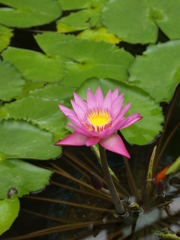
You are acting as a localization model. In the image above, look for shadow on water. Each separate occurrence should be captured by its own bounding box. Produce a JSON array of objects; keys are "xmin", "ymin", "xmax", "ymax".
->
[{"xmin": 1, "ymin": 86, "xmax": 180, "ymax": 240}]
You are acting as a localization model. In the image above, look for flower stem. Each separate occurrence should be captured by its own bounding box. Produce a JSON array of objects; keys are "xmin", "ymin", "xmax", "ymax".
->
[{"xmin": 99, "ymin": 144, "xmax": 125, "ymax": 214}]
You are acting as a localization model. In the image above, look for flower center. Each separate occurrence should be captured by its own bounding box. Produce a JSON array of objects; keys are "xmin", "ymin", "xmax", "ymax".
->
[{"xmin": 86, "ymin": 108, "xmax": 112, "ymax": 132}]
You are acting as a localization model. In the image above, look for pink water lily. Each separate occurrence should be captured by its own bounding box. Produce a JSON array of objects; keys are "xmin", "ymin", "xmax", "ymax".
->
[{"xmin": 55, "ymin": 86, "xmax": 142, "ymax": 158}]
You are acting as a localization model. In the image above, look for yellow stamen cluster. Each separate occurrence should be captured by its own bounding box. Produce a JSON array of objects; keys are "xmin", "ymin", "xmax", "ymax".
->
[{"xmin": 86, "ymin": 109, "xmax": 112, "ymax": 132}]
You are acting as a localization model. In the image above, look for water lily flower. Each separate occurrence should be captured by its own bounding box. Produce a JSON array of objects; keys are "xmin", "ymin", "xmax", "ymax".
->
[{"xmin": 55, "ymin": 86, "xmax": 142, "ymax": 158}]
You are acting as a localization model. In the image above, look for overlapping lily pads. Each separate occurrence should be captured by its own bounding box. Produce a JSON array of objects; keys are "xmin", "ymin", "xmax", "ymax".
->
[
  {"xmin": 0, "ymin": 61, "xmax": 25, "ymax": 101},
  {"xmin": 128, "ymin": 40, "xmax": 180, "ymax": 102},
  {"xmin": 102, "ymin": 0, "xmax": 180, "ymax": 44},
  {"xmin": 0, "ymin": 159, "xmax": 53, "ymax": 199},
  {"xmin": 0, "ymin": 119, "xmax": 62, "ymax": 160},
  {"xmin": 0, "ymin": 198, "xmax": 20, "ymax": 236},
  {"xmin": 0, "ymin": 25, "xmax": 13, "ymax": 52},
  {"xmin": 2, "ymin": 47, "xmax": 65, "ymax": 82},
  {"xmin": 0, "ymin": 0, "xmax": 62, "ymax": 28},
  {"xmin": 35, "ymin": 33, "xmax": 134, "ymax": 87},
  {"xmin": 76, "ymin": 78, "xmax": 164, "ymax": 145}
]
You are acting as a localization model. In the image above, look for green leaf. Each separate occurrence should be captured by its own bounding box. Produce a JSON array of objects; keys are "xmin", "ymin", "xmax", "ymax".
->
[
  {"xmin": 0, "ymin": 119, "xmax": 62, "ymax": 160},
  {"xmin": 50, "ymin": 39, "xmax": 133, "ymax": 87},
  {"xmin": 150, "ymin": 0, "xmax": 180, "ymax": 40},
  {"xmin": 165, "ymin": 156, "xmax": 180, "ymax": 175},
  {"xmin": 0, "ymin": 61, "xmax": 25, "ymax": 101},
  {"xmin": 0, "ymin": 198, "xmax": 20, "ymax": 236},
  {"xmin": 0, "ymin": 96, "xmax": 68, "ymax": 142},
  {"xmin": 56, "ymin": 8, "xmax": 102, "ymax": 33},
  {"xmin": 2, "ymin": 47, "xmax": 65, "ymax": 82},
  {"xmin": 0, "ymin": 25, "xmax": 13, "ymax": 52},
  {"xmin": 29, "ymin": 84, "xmax": 74, "ymax": 101},
  {"xmin": 58, "ymin": 0, "xmax": 106, "ymax": 11},
  {"xmin": 76, "ymin": 78, "xmax": 164, "ymax": 145},
  {"xmin": 128, "ymin": 40, "xmax": 180, "ymax": 102},
  {"xmin": 77, "ymin": 27, "xmax": 121, "ymax": 44},
  {"xmin": 101, "ymin": 0, "xmax": 158, "ymax": 44},
  {"xmin": 0, "ymin": 159, "xmax": 53, "ymax": 199},
  {"xmin": 34, "ymin": 32, "xmax": 75, "ymax": 55},
  {"xmin": 0, "ymin": 0, "xmax": 62, "ymax": 28}
]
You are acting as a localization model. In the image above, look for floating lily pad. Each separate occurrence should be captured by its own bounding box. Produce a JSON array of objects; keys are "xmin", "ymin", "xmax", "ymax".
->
[
  {"xmin": 34, "ymin": 32, "xmax": 75, "ymax": 55},
  {"xmin": 77, "ymin": 27, "xmax": 121, "ymax": 44},
  {"xmin": 102, "ymin": 0, "xmax": 157, "ymax": 44},
  {"xmin": 76, "ymin": 78, "xmax": 164, "ymax": 145},
  {"xmin": 0, "ymin": 119, "xmax": 62, "ymax": 160},
  {"xmin": 0, "ymin": 61, "xmax": 25, "ymax": 101},
  {"xmin": 57, "ymin": 9, "xmax": 101, "ymax": 33},
  {"xmin": 0, "ymin": 0, "xmax": 62, "ymax": 28},
  {"xmin": 50, "ymin": 39, "xmax": 133, "ymax": 87},
  {"xmin": 0, "ymin": 198, "xmax": 20, "ymax": 236},
  {"xmin": 29, "ymin": 84, "xmax": 74, "ymax": 101},
  {"xmin": 0, "ymin": 25, "xmax": 13, "ymax": 52},
  {"xmin": 0, "ymin": 159, "xmax": 53, "ymax": 199},
  {"xmin": 128, "ymin": 40, "xmax": 180, "ymax": 102},
  {"xmin": 58, "ymin": 0, "xmax": 106, "ymax": 11},
  {"xmin": 2, "ymin": 47, "xmax": 65, "ymax": 82},
  {"xmin": 102, "ymin": 0, "xmax": 180, "ymax": 44},
  {"xmin": 0, "ymin": 96, "xmax": 68, "ymax": 142}
]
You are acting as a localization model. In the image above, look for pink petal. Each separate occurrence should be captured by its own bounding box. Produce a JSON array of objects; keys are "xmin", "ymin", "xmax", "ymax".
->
[
  {"xmin": 112, "ymin": 88, "xmax": 119, "ymax": 101},
  {"xmin": 67, "ymin": 123, "xmax": 91, "ymax": 137},
  {"xmin": 71, "ymin": 100, "xmax": 85, "ymax": 120},
  {"xmin": 118, "ymin": 102, "xmax": 132, "ymax": 119},
  {"xmin": 99, "ymin": 133, "xmax": 130, "ymax": 158},
  {"xmin": 55, "ymin": 132, "xmax": 88, "ymax": 146},
  {"xmin": 87, "ymin": 88, "xmax": 96, "ymax": 109},
  {"xmin": 86, "ymin": 137, "xmax": 100, "ymax": 146},
  {"xmin": 73, "ymin": 92, "xmax": 87, "ymax": 112},
  {"xmin": 95, "ymin": 86, "xmax": 104, "ymax": 107},
  {"xmin": 120, "ymin": 114, "xmax": 142, "ymax": 129},
  {"xmin": 58, "ymin": 105, "xmax": 81, "ymax": 126},
  {"xmin": 102, "ymin": 89, "xmax": 112, "ymax": 110},
  {"xmin": 112, "ymin": 93, "xmax": 124, "ymax": 119}
]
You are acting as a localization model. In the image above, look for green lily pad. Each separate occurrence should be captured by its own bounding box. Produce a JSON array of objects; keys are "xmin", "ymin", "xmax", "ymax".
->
[
  {"xmin": 0, "ymin": 198, "xmax": 20, "ymax": 236},
  {"xmin": 57, "ymin": 9, "xmax": 102, "ymax": 33},
  {"xmin": 0, "ymin": 0, "xmax": 62, "ymax": 28},
  {"xmin": 29, "ymin": 84, "xmax": 74, "ymax": 101},
  {"xmin": 165, "ymin": 156, "xmax": 180, "ymax": 176},
  {"xmin": 0, "ymin": 25, "xmax": 13, "ymax": 52},
  {"xmin": 102, "ymin": 0, "xmax": 180, "ymax": 44},
  {"xmin": 50, "ymin": 39, "xmax": 133, "ymax": 87},
  {"xmin": 0, "ymin": 119, "xmax": 62, "ymax": 160},
  {"xmin": 0, "ymin": 96, "xmax": 68, "ymax": 142},
  {"xmin": 128, "ymin": 40, "xmax": 180, "ymax": 103},
  {"xmin": 34, "ymin": 32, "xmax": 75, "ymax": 55},
  {"xmin": 76, "ymin": 78, "xmax": 164, "ymax": 145},
  {"xmin": 58, "ymin": 0, "xmax": 106, "ymax": 11},
  {"xmin": 77, "ymin": 27, "xmax": 121, "ymax": 44},
  {"xmin": 2, "ymin": 47, "xmax": 65, "ymax": 82},
  {"xmin": 0, "ymin": 159, "xmax": 53, "ymax": 199},
  {"xmin": 0, "ymin": 61, "xmax": 25, "ymax": 101},
  {"xmin": 101, "ymin": 0, "xmax": 157, "ymax": 44}
]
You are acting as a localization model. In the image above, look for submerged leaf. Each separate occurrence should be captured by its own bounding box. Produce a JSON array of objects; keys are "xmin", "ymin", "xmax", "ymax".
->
[
  {"xmin": 77, "ymin": 27, "xmax": 121, "ymax": 44},
  {"xmin": 0, "ymin": 159, "xmax": 53, "ymax": 199},
  {"xmin": 165, "ymin": 156, "xmax": 180, "ymax": 175},
  {"xmin": 0, "ymin": 198, "xmax": 20, "ymax": 236}
]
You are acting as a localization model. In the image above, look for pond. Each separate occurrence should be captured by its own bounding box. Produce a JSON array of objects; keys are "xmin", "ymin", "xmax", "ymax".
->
[{"xmin": 1, "ymin": 84, "xmax": 180, "ymax": 240}]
